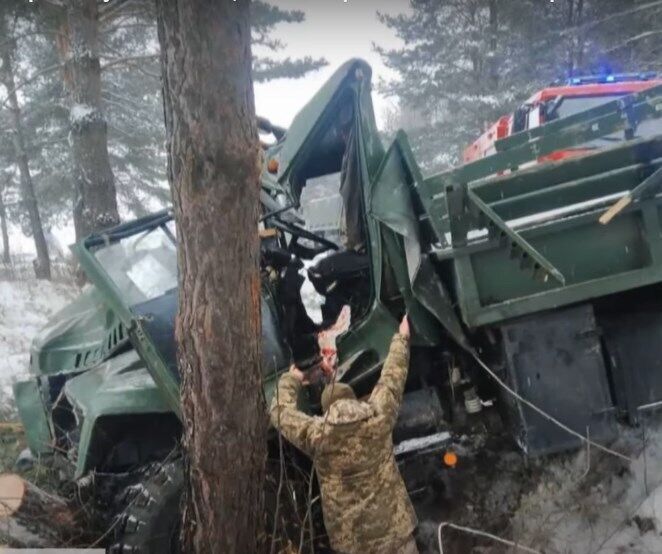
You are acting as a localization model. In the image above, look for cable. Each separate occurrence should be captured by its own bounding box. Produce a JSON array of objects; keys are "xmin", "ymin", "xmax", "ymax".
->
[
  {"xmin": 470, "ymin": 350, "xmax": 632, "ymax": 463},
  {"xmin": 437, "ymin": 521, "xmax": 541, "ymax": 554}
]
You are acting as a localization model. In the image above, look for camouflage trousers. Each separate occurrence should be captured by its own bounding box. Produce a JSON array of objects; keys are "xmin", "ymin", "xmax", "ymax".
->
[
  {"xmin": 393, "ymin": 535, "xmax": 419, "ymax": 554},
  {"xmin": 336, "ymin": 534, "xmax": 419, "ymax": 554}
]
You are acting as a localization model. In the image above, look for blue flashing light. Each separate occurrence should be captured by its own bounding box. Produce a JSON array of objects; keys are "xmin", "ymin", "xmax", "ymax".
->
[
  {"xmin": 564, "ymin": 72, "xmax": 658, "ymax": 86},
  {"xmin": 640, "ymin": 71, "xmax": 658, "ymax": 81}
]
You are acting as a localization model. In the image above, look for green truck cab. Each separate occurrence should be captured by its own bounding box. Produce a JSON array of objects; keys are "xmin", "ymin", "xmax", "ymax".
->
[{"xmin": 12, "ymin": 59, "xmax": 662, "ymax": 551}]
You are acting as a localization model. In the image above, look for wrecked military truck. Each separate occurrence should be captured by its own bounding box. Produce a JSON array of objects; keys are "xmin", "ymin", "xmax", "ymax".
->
[{"xmin": 12, "ymin": 59, "xmax": 662, "ymax": 551}]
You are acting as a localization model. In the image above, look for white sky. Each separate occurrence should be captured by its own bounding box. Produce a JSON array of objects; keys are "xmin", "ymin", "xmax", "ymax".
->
[{"xmin": 253, "ymin": 0, "xmax": 406, "ymax": 128}]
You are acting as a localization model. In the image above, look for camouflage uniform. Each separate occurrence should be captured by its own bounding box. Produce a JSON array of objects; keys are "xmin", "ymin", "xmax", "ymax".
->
[{"xmin": 270, "ymin": 333, "xmax": 417, "ymax": 554}]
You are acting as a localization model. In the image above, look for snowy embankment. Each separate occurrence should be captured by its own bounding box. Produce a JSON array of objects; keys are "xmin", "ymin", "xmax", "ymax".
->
[
  {"xmin": 0, "ymin": 280, "xmax": 77, "ymax": 406},
  {"xmin": 512, "ymin": 422, "xmax": 662, "ymax": 553}
]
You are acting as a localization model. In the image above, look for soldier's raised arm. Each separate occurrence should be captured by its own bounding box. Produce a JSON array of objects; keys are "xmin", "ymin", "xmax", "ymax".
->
[
  {"xmin": 270, "ymin": 366, "xmax": 319, "ymax": 457},
  {"xmin": 368, "ymin": 316, "xmax": 411, "ymax": 428}
]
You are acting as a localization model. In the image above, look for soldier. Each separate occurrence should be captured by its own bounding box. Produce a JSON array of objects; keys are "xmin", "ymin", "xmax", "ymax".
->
[{"xmin": 270, "ymin": 315, "xmax": 418, "ymax": 554}]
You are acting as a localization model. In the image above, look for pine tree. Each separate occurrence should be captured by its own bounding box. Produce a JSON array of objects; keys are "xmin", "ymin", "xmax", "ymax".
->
[
  {"xmin": 0, "ymin": 4, "xmax": 51, "ymax": 278},
  {"xmin": 376, "ymin": 0, "xmax": 519, "ymax": 171},
  {"xmin": 155, "ymin": 0, "xmax": 266, "ymax": 551},
  {"xmin": 252, "ymin": 1, "xmax": 327, "ymax": 82},
  {"xmin": 377, "ymin": 0, "xmax": 662, "ymax": 172},
  {"xmin": 0, "ymin": 0, "xmax": 324, "ymax": 248},
  {"xmin": 96, "ymin": 0, "xmax": 168, "ymax": 216},
  {"xmin": 2, "ymin": 2, "xmax": 74, "ymax": 233},
  {"xmin": 0, "ymin": 175, "xmax": 10, "ymax": 263},
  {"xmin": 62, "ymin": 0, "xmax": 121, "ymax": 242}
]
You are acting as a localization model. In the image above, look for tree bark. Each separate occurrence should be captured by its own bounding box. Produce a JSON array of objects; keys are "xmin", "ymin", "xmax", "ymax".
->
[
  {"xmin": 0, "ymin": 179, "xmax": 10, "ymax": 264},
  {"xmin": 575, "ymin": 0, "xmax": 586, "ymax": 70},
  {"xmin": 65, "ymin": 0, "xmax": 119, "ymax": 241},
  {"xmin": 0, "ymin": 474, "xmax": 77, "ymax": 547},
  {"xmin": 488, "ymin": 0, "xmax": 499, "ymax": 89},
  {"xmin": 155, "ymin": 1, "xmax": 266, "ymax": 553},
  {"xmin": 0, "ymin": 15, "xmax": 51, "ymax": 279},
  {"xmin": 566, "ymin": 0, "xmax": 577, "ymax": 75}
]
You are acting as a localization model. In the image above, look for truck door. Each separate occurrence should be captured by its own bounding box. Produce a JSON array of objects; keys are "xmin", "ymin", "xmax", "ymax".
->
[{"xmin": 370, "ymin": 133, "xmax": 468, "ymax": 349}]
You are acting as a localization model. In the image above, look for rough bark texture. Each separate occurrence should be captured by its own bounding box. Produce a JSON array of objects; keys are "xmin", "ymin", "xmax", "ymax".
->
[
  {"xmin": 65, "ymin": 0, "xmax": 119, "ymax": 241},
  {"xmin": 0, "ymin": 15, "xmax": 51, "ymax": 279},
  {"xmin": 0, "ymin": 474, "xmax": 76, "ymax": 547},
  {"xmin": 155, "ymin": 1, "xmax": 267, "ymax": 552},
  {"xmin": 0, "ymin": 180, "xmax": 10, "ymax": 264}
]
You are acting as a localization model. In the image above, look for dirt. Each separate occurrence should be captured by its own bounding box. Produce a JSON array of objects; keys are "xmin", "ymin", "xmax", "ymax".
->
[
  {"xmin": 4, "ymin": 278, "xmax": 662, "ymax": 552},
  {"xmin": 412, "ymin": 410, "xmax": 662, "ymax": 554},
  {"xmin": 411, "ymin": 416, "xmax": 540, "ymax": 553}
]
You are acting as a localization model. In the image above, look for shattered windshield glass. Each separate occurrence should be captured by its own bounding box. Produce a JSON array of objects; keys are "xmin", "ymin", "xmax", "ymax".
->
[{"xmin": 94, "ymin": 223, "xmax": 178, "ymax": 305}]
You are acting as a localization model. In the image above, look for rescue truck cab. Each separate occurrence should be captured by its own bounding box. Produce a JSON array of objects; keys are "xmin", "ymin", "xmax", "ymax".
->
[{"xmin": 464, "ymin": 72, "xmax": 662, "ymax": 164}]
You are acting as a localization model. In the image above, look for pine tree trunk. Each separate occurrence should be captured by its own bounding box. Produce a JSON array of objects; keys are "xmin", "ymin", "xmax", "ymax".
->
[
  {"xmin": 65, "ymin": 0, "xmax": 119, "ymax": 241},
  {"xmin": 155, "ymin": 0, "xmax": 266, "ymax": 552},
  {"xmin": 566, "ymin": 0, "xmax": 577, "ymax": 75},
  {"xmin": 575, "ymin": 0, "xmax": 586, "ymax": 69},
  {"xmin": 488, "ymin": 0, "xmax": 499, "ymax": 89},
  {"xmin": 0, "ymin": 182, "xmax": 10, "ymax": 264},
  {"xmin": 0, "ymin": 16, "xmax": 51, "ymax": 280}
]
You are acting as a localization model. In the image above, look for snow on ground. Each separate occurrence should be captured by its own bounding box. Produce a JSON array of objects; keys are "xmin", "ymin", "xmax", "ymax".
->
[
  {"xmin": 512, "ymin": 420, "xmax": 662, "ymax": 553},
  {"xmin": 4, "ymin": 261, "xmax": 662, "ymax": 554},
  {"xmin": 0, "ymin": 279, "xmax": 78, "ymax": 405},
  {"xmin": 298, "ymin": 249, "xmax": 662, "ymax": 553}
]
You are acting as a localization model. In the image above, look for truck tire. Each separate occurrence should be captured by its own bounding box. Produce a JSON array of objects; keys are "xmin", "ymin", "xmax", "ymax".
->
[{"xmin": 110, "ymin": 460, "xmax": 184, "ymax": 553}]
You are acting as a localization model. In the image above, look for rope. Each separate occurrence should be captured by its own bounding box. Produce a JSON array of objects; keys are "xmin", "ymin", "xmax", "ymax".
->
[
  {"xmin": 437, "ymin": 521, "xmax": 541, "ymax": 554},
  {"xmin": 470, "ymin": 350, "xmax": 632, "ymax": 462}
]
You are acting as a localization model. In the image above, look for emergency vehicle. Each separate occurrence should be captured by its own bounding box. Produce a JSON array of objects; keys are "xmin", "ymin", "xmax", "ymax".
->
[{"xmin": 464, "ymin": 72, "xmax": 662, "ymax": 164}]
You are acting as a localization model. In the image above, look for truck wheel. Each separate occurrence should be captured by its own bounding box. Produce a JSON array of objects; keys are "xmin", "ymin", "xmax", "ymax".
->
[{"xmin": 110, "ymin": 460, "xmax": 184, "ymax": 553}]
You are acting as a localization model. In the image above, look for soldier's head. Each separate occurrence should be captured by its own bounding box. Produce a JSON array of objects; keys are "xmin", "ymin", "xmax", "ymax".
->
[{"xmin": 321, "ymin": 382, "xmax": 356, "ymax": 413}]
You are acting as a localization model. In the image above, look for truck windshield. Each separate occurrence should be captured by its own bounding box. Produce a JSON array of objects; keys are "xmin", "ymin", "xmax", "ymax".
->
[
  {"xmin": 554, "ymin": 95, "xmax": 620, "ymax": 118},
  {"xmin": 94, "ymin": 223, "xmax": 178, "ymax": 306},
  {"xmin": 552, "ymin": 95, "xmax": 662, "ymax": 145}
]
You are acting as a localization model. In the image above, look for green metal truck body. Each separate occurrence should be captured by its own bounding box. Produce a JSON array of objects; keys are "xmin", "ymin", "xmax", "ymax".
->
[{"xmin": 12, "ymin": 59, "xmax": 662, "ymax": 485}]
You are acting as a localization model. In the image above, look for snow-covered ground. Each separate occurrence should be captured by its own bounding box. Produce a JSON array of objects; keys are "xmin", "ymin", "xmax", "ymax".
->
[
  {"xmin": 0, "ymin": 279, "xmax": 78, "ymax": 404},
  {"xmin": 4, "ymin": 272, "xmax": 662, "ymax": 553},
  {"xmin": 511, "ymin": 423, "xmax": 662, "ymax": 554}
]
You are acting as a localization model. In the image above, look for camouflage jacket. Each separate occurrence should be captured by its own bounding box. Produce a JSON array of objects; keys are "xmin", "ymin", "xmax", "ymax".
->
[{"xmin": 270, "ymin": 334, "xmax": 416, "ymax": 554}]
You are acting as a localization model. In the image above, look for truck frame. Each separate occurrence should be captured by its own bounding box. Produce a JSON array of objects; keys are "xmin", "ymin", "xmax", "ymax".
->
[{"xmin": 11, "ymin": 59, "xmax": 662, "ymax": 551}]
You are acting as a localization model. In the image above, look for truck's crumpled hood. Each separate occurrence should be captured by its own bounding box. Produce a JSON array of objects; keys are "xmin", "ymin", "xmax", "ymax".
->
[
  {"xmin": 64, "ymin": 349, "xmax": 172, "ymax": 478},
  {"xmin": 29, "ymin": 285, "xmax": 125, "ymax": 377},
  {"xmin": 64, "ymin": 349, "xmax": 170, "ymax": 419}
]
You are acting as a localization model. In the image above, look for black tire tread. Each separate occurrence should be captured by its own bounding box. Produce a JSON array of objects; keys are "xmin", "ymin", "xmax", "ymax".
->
[{"xmin": 109, "ymin": 460, "xmax": 184, "ymax": 554}]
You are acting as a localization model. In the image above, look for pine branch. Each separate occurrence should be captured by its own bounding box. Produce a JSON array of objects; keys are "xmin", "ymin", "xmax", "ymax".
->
[
  {"xmin": 0, "ymin": 29, "xmax": 58, "ymax": 49},
  {"xmin": 0, "ymin": 62, "xmax": 65, "ymax": 111},
  {"xmin": 99, "ymin": 0, "xmax": 143, "ymax": 23},
  {"xmin": 603, "ymin": 29, "xmax": 662, "ymax": 54},
  {"xmin": 559, "ymin": 0, "xmax": 662, "ymax": 37},
  {"xmin": 100, "ymin": 54, "xmax": 159, "ymax": 71},
  {"xmin": 253, "ymin": 57, "xmax": 328, "ymax": 83}
]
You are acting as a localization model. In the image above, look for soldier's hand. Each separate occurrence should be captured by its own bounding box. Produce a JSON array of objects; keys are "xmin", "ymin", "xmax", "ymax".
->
[
  {"xmin": 320, "ymin": 357, "xmax": 336, "ymax": 377},
  {"xmin": 399, "ymin": 315, "xmax": 410, "ymax": 339},
  {"xmin": 289, "ymin": 365, "xmax": 309, "ymax": 384}
]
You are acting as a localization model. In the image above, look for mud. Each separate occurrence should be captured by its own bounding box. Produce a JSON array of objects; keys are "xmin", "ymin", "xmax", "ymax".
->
[{"xmin": 412, "ymin": 410, "xmax": 662, "ymax": 554}]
